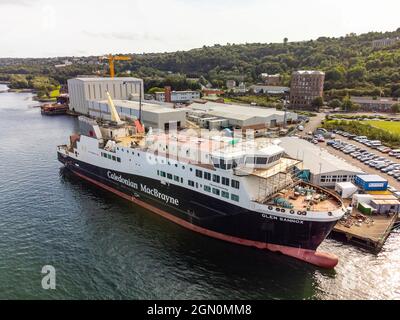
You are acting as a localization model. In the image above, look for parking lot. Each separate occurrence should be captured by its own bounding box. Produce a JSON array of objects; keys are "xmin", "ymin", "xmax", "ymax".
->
[{"xmin": 314, "ymin": 130, "xmax": 400, "ymax": 190}]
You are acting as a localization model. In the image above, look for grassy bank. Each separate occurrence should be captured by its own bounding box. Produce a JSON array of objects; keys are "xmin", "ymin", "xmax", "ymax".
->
[
  {"xmin": 329, "ymin": 114, "xmax": 390, "ymax": 120},
  {"xmin": 362, "ymin": 120, "xmax": 400, "ymax": 135},
  {"xmin": 323, "ymin": 120, "xmax": 400, "ymax": 148}
]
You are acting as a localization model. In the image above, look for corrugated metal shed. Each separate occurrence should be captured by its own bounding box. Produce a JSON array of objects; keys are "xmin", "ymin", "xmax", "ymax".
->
[{"xmin": 280, "ymin": 137, "xmax": 364, "ymax": 174}]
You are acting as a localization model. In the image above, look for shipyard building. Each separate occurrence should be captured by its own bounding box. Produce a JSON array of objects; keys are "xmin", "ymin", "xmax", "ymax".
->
[
  {"xmin": 88, "ymin": 99, "xmax": 186, "ymax": 130},
  {"xmin": 68, "ymin": 77, "xmax": 144, "ymax": 115},
  {"xmin": 187, "ymin": 102, "xmax": 298, "ymax": 130},
  {"xmin": 68, "ymin": 77, "xmax": 187, "ymax": 130},
  {"xmin": 280, "ymin": 137, "xmax": 364, "ymax": 188}
]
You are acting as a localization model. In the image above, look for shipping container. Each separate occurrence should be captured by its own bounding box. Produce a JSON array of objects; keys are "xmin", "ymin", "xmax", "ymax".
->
[
  {"xmin": 358, "ymin": 202, "xmax": 373, "ymax": 215},
  {"xmin": 335, "ymin": 182, "xmax": 358, "ymax": 199},
  {"xmin": 352, "ymin": 194, "xmax": 374, "ymax": 207},
  {"xmin": 354, "ymin": 174, "xmax": 388, "ymax": 191}
]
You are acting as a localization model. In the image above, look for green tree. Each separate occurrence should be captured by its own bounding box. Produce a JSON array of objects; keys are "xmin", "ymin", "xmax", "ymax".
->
[
  {"xmin": 9, "ymin": 75, "xmax": 29, "ymax": 89},
  {"xmin": 148, "ymin": 87, "xmax": 164, "ymax": 94},
  {"xmin": 391, "ymin": 103, "xmax": 400, "ymax": 113},
  {"xmin": 350, "ymin": 103, "xmax": 360, "ymax": 112},
  {"xmin": 347, "ymin": 66, "xmax": 367, "ymax": 82},
  {"xmin": 311, "ymin": 96, "xmax": 324, "ymax": 110},
  {"xmin": 329, "ymin": 99, "xmax": 342, "ymax": 109},
  {"xmin": 342, "ymin": 97, "xmax": 354, "ymax": 112},
  {"xmin": 325, "ymin": 67, "xmax": 345, "ymax": 82}
]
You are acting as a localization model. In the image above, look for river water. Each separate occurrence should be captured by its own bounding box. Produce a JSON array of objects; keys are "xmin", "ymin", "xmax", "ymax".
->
[{"xmin": 0, "ymin": 84, "xmax": 399, "ymax": 300}]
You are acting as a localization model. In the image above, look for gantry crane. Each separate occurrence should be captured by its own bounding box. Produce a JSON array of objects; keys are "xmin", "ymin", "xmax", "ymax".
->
[{"xmin": 100, "ymin": 54, "xmax": 131, "ymax": 78}]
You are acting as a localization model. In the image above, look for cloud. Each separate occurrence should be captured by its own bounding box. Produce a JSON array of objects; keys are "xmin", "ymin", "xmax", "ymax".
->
[
  {"xmin": 0, "ymin": 0, "xmax": 33, "ymax": 6},
  {"xmin": 1, "ymin": 0, "xmax": 400, "ymax": 57},
  {"xmin": 83, "ymin": 31, "xmax": 163, "ymax": 42}
]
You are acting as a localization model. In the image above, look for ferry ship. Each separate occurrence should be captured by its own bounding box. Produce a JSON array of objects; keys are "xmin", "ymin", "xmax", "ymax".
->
[{"xmin": 57, "ymin": 93, "xmax": 345, "ymax": 268}]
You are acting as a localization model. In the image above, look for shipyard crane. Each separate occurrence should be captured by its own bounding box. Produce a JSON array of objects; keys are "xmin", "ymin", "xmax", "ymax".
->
[
  {"xmin": 100, "ymin": 54, "xmax": 131, "ymax": 78},
  {"xmin": 105, "ymin": 91, "xmax": 123, "ymax": 125}
]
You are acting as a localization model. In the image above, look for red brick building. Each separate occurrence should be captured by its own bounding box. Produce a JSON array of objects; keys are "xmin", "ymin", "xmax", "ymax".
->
[{"xmin": 290, "ymin": 71, "xmax": 325, "ymax": 110}]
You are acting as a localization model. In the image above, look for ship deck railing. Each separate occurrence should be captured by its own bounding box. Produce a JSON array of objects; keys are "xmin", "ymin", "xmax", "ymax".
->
[{"xmin": 254, "ymin": 180, "xmax": 343, "ymax": 213}]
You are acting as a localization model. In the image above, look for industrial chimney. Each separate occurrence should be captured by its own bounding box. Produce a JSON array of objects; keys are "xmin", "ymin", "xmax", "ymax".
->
[{"xmin": 164, "ymin": 86, "xmax": 172, "ymax": 103}]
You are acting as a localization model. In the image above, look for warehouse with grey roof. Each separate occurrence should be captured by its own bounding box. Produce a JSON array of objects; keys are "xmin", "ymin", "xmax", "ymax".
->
[
  {"xmin": 279, "ymin": 137, "xmax": 364, "ymax": 188},
  {"xmin": 88, "ymin": 99, "xmax": 186, "ymax": 130},
  {"xmin": 187, "ymin": 102, "xmax": 298, "ymax": 130}
]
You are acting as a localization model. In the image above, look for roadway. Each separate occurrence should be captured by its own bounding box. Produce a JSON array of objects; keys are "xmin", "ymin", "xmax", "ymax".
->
[{"xmin": 302, "ymin": 112, "xmax": 326, "ymax": 134}]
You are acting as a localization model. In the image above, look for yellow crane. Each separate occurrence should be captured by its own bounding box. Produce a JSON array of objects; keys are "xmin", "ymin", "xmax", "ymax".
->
[{"xmin": 100, "ymin": 54, "xmax": 131, "ymax": 78}]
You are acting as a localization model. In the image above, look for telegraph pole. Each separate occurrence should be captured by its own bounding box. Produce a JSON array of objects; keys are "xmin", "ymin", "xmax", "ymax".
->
[{"xmin": 283, "ymin": 94, "xmax": 288, "ymax": 129}]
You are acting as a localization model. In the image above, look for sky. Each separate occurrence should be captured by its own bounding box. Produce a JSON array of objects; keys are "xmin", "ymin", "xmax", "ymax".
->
[{"xmin": 1, "ymin": 0, "xmax": 400, "ymax": 58}]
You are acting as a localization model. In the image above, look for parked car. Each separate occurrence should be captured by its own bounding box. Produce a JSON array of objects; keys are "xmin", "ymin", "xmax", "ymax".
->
[
  {"xmin": 355, "ymin": 136, "xmax": 368, "ymax": 141},
  {"xmin": 377, "ymin": 146, "xmax": 391, "ymax": 153},
  {"xmin": 371, "ymin": 161, "xmax": 386, "ymax": 168},
  {"xmin": 388, "ymin": 149, "xmax": 400, "ymax": 157},
  {"xmin": 376, "ymin": 163, "xmax": 389, "ymax": 169},
  {"xmin": 327, "ymin": 140, "xmax": 336, "ymax": 146},
  {"xmin": 388, "ymin": 170, "xmax": 400, "ymax": 176},
  {"xmin": 382, "ymin": 166, "xmax": 395, "ymax": 173},
  {"xmin": 363, "ymin": 156, "xmax": 377, "ymax": 162}
]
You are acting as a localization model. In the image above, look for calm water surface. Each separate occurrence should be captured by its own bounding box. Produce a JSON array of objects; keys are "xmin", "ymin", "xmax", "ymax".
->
[{"xmin": 0, "ymin": 84, "xmax": 399, "ymax": 300}]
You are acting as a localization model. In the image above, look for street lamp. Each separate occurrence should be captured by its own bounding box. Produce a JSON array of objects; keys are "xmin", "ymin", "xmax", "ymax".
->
[{"xmin": 283, "ymin": 94, "xmax": 289, "ymax": 129}]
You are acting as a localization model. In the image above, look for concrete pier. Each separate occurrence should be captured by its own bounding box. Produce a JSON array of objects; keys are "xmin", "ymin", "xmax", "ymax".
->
[{"xmin": 332, "ymin": 210, "xmax": 397, "ymax": 252}]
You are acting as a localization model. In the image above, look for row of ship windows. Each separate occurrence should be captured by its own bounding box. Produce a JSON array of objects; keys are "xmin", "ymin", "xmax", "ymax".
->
[
  {"xmin": 202, "ymin": 185, "xmax": 240, "ymax": 202},
  {"xmin": 157, "ymin": 170, "xmax": 240, "ymax": 202},
  {"xmin": 104, "ymin": 149, "xmax": 239, "ymax": 190},
  {"xmin": 195, "ymin": 169, "xmax": 240, "ymax": 189},
  {"xmin": 158, "ymin": 170, "xmax": 184, "ymax": 183},
  {"xmin": 116, "ymin": 147, "xmax": 140, "ymax": 157},
  {"xmin": 101, "ymin": 152, "xmax": 121, "ymax": 163}
]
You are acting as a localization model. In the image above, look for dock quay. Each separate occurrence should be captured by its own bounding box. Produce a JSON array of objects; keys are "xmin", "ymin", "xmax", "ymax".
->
[{"xmin": 331, "ymin": 209, "xmax": 398, "ymax": 252}]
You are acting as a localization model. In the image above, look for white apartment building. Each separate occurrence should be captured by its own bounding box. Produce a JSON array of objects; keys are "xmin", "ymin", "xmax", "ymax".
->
[{"xmin": 155, "ymin": 90, "xmax": 200, "ymax": 103}]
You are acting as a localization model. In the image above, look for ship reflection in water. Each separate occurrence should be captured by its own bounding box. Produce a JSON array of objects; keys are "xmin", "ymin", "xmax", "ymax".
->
[{"xmin": 0, "ymin": 88, "xmax": 399, "ymax": 299}]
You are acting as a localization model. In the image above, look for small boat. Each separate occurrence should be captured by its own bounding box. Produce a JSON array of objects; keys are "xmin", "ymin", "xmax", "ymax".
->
[{"xmin": 41, "ymin": 104, "xmax": 69, "ymax": 115}]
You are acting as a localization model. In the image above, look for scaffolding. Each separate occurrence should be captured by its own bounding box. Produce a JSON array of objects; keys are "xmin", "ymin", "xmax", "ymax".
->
[{"xmin": 252, "ymin": 157, "xmax": 302, "ymax": 204}]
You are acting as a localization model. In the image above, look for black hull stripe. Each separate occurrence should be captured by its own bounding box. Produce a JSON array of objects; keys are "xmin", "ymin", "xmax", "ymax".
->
[{"xmin": 59, "ymin": 154, "xmax": 338, "ymax": 253}]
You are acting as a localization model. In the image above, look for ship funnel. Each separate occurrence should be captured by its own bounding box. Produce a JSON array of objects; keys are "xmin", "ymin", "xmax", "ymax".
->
[{"xmin": 106, "ymin": 91, "xmax": 123, "ymax": 125}]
